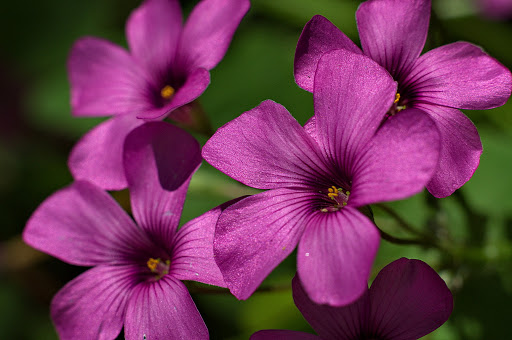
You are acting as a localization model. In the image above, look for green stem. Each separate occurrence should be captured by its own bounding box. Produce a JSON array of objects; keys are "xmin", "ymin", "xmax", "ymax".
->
[
  {"xmin": 373, "ymin": 203, "xmax": 428, "ymax": 238},
  {"xmin": 376, "ymin": 225, "xmax": 440, "ymax": 249}
]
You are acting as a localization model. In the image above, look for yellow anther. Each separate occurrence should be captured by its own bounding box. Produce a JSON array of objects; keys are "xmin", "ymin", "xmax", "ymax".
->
[
  {"xmin": 147, "ymin": 258, "xmax": 160, "ymax": 272},
  {"xmin": 327, "ymin": 186, "xmax": 340, "ymax": 199},
  {"xmin": 394, "ymin": 93, "xmax": 400, "ymax": 104},
  {"xmin": 345, "ymin": 191, "xmax": 350, "ymax": 195},
  {"xmin": 160, "ymin": 85, "xmax": 175, "ymax": 100}
]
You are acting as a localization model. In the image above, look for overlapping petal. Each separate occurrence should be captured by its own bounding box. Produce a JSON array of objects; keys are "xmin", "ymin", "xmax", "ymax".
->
[
  {"xmin": 214, "ymin": 189, "xmax": 313, "ymax": 300},
  {"xmin": 297, "ymin": 207, "xmax": 379, "ymax": 306},
  {"xmin": 171, "ymin": 205, "xmax": 228, "ymax": 287},
  {"xmin": 292, "ymin": 276, "xmax": 369, "ymax": 340},
  {"xmin": 357, "ymin": 0, "xmax": 431, "ymax": 81},
  {"xmin": 23, "ymin": 181, "xmax": 153, "ymax": 266},
  {"xmin": 294, "ymin": 15, "xmax": 362, "ymax": 92},
  {"xmin": 369, "ymin": 258, "xmax": 453, "ymax": 340},
  {"xmin": 68, "ymin": 37, "xmax": 152, "ymax": 117},
  {"xmin": 51, "ymin": 265, "xmax": 139, "ymax": 340},
  {"xmin": 202, "ymin": 100, "xmax": 333, "ymax": 190},
  {"xmin": 313, "ymin": 49, "xmax": 396, "ymax": 173},
  {"xmin": 123, "ymin": 122, "xmax": 201, "ymax": 247},
  {"xmin": 349, "ymin": 108, "xmax": 440, "ymax": 207},
  {"xmin": 68, "ymin": 114, "xmax": 144, "ymax": 191},
  {"xmin": 176, "ymin": 0, "xmax": 250, "ymax": 72},
  {"xmin": 126, "ymin": 0, "xmax": 182, "ymax": 78},
  {"xmin": 417, "ymin": 104, "xmax": 483, "ymax": 198},
  {"xmin": 404, "ymin": 42, "xmax": 512, "ymax": 110},
  {"xmin": 124, "ymin": 276, "xmax": 208, "ymax": 340}
]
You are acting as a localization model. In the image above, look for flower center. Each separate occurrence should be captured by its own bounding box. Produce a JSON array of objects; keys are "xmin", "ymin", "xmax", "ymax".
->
[
  {"xmin": 146, "ymin": 257, "xmax": 170, "ymax": 279},
  {"xmin": 387, "ymin": 92, "xmax": 407, "ymax": 116},
  {"xmin": 160, "ymin": 85, "xmax": 175, "ymax": 100},
  {"xmin": 320, "ymin": 186, "xmax": 350, "ymax": 213}
]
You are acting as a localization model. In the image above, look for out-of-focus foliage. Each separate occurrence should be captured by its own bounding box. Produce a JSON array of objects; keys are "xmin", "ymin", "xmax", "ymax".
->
[{"xmin": 1, "ymin": 0, "xmax": 511, "ymax": 339}]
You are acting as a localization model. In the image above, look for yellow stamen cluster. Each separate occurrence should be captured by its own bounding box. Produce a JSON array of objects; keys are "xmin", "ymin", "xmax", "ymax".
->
[
  {"xmin": 147, "ymin": 258, "xmax": 170, "ymax": 276},
  {"xmin": 394, "ymin": 93, "xmax": 401, "ymax": 104},
  {"xmin": 327, "ymin": 186, "xmax": 340, "ymax": 199},
  {"xmin": 147, "ymin": 258, "xmax": 160, "ymax": 272},
  {"xmin": 327, "ymin": 186, "xmax": 350, "ymax": 204},
  {"xmin": 321, "ymin": 186, "xmax": 350, "ymax": 212},
  {"xmin": 160, "ymin": 85, "xmax": 175, "ymax": 100}
]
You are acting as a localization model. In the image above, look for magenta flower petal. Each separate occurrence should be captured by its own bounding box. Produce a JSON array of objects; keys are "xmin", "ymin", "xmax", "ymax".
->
[
  {"xmin": 214, "ymin": 189, "xmax": 312, "ymax": 300},
  {"xmin": 297, "ymin": 207, "xmax": 379, "ymax": 306},
  {"xmin": 357, "ymin": 0, "xmax": 430, "ymax": 80},
  {"xmin": 202, "ymin": 100, "xmax": 332, "ymax": 190},
  {"xmin": 51, "ymin": 265, "xmax": 138, "ymax": 340},
  {"xmin": 68, "ymin": 37, "xmax": 152, "ymax": 117},
  {"xmin": 176, "ymin": 0, "xmax": 250, "ymax": 72},
  {"xmin": 126, "ymin": 0, "xmax": 182, "ymax": 78},
  {"xmin": 349, "ymin": 108, "xmax": 440, "ymax": 207},
  {"xmin": 294, "ymin": 15, "xmax": 362, "ymax": 92},
  {"xmin": 313, "ymin": 49, "xmax": 396, "ymax": 169},
  {"xmin": 292, "ymin": 276, "xmax": 369, "ymax": 340},
  {"xmin": 260, "ymin": 259, "xmax": 453, "ymax": 339},
  {"xmin": 369, "ymin": 258, "xmax": 453, "ymax": 340},
  {"xmin": 69, "ymin": 114, "xmax": 144, "ymax": 191},
  {"xmin": 23, "ymin": 181, "xmax": 152, "ymax": 266},
  {"xmin": 251, "ymin": 330, "xmax": 320, "ymax": 340},
  {"xmin": 124, "ymin": 276, "xmax": 208, "ymax": 340},
  {"xmin": 417, "ymin": 104, "xmax": 483, "ymax": 198},
  {"xmin": 123, "ymin": 122, "xmax": 201, "ymax": 246},
  {"xmin": 138, "ymin": 67, "xmax": 211, "ymax": 120},
  {"xmin": 404, "ymin": 41, "xmax": 512, "ymax": 110},
  {"xmin": 171, "ymin": 205, "xmax": 227, "ymax": 287}
]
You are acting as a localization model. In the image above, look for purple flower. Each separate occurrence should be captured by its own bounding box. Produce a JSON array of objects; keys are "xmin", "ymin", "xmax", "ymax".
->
[
  {"xmin": 23, "ymin": 122, "xmax": 226, "ymax": 339},
  {"xmin": 251, "ymin": 258, "xmax": 453, "ymax": 340},
  {"xmin": 68, "ymin": 0, "xmax": 250, "ymax": 190},
  {"xmin": 478, "ymin": 0, "xmax": 512, "ymax": 19},
  {"xmin": 294, "ymin": 0, "xmax": 512, "ymax": 198},
  {"xmin": 202, "ymin": 49, "xmax": 441, "ymax": 306}
]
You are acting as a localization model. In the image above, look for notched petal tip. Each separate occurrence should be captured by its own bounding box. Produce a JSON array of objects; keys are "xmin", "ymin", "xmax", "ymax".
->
[
  {"xmin": 369, "ymin": 258, "xmax": 453, "ymax": 339},
  {"xmin": 294, "ymin": 14, "xmax": 361, "ymax": 92}
]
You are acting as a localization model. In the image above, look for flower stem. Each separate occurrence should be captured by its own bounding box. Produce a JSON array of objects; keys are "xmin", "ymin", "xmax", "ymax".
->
[
  {"xmin": 373, "ymin": 203, "xmax": 427, "ymax": 238},
  {"xmin": 376, "ymin": 225, "xmax": 440, "ymax": 249}
]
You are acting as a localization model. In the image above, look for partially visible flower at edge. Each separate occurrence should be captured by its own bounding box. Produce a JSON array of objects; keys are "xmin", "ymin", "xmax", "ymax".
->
[
  {"xmin": 202, "ymin": 49, "xmax": 441, "ymax": 306},
  {"xmin": 251, "ymin": 258, "xmax": 453, "ymax": 340},
  {"xmin": 68, "ymin": 0, "xmax": 250, "ymax": 190},
  {"xmin": 23, "ymin": 122, "xmax": 227, "ymax": 339},
  {"xmin": 294, "ymin": 0, "xmax": 512, "ymax": 198},
  {"xmin": 478, "ymin": 0, "xmax": 512, "ymax": 19}
]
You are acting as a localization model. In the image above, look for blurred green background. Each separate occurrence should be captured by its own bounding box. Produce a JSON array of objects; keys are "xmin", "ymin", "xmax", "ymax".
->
[{"xmin": 1, "ymin": 0, "xmax": 511, "ymax": 339}]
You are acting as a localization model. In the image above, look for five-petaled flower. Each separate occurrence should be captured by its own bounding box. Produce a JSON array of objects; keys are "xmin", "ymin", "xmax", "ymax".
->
[
  {"xmin": 24, "ymin": 122, "xmax": 226, "ymax": 339},
  {"xmin": 251, "ymin": 258, "xmax": 453, "ymax": 340},
  {"xmin": 68, "ymin": 0, "xmax": 250, "ymax": 190},
  {"xmin": 202, "ymin": 49, "xmax": 441, "ymax": 306},
  {"xmin": 294, "ymin": 0, "xmax": 512, "ymax": 198}
]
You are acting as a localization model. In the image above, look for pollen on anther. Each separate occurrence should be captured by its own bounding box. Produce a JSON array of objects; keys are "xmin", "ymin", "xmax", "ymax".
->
[
  {"xmin": 147, "ymin": 258, "xmax": 160, "ymax": 272},
  {"xmin": 394, "ymin": 93, "xmax": 401, "ymax": 103},
  {"xmin": 160, "ymin": 85, "xmax": 175, "ymax": 100},
  {"xmin": 327, "ymin": 186, "xmax": 340, "ymax": 199}
]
